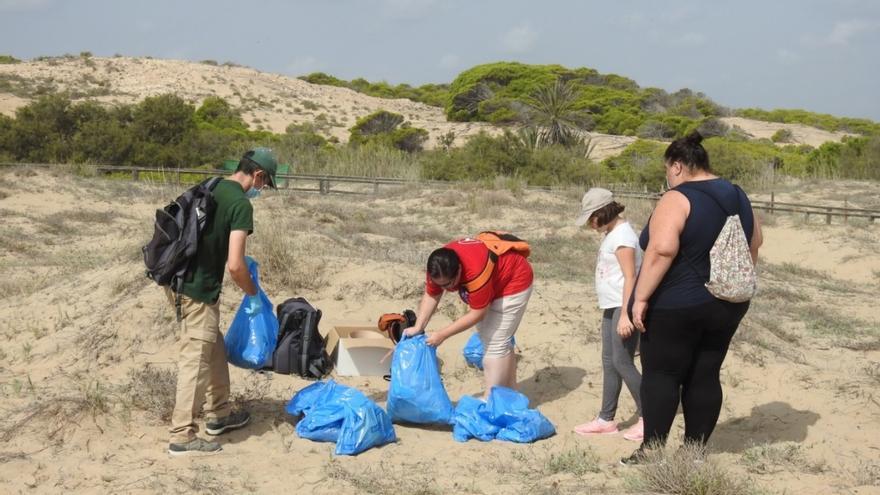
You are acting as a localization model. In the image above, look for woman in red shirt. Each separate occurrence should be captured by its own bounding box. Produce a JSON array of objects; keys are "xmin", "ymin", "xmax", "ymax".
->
[{"xmin": 405, "ymin": 237, "xmax": 533, "ymax": 398}]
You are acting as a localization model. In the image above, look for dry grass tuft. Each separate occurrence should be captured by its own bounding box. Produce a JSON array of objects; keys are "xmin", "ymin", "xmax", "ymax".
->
[
  {"xmin": 324, "ymin": 459, "xmax": 441, "ymax": 495},
  {"xmin": 846, "ymin": 460, "xmax": 880, "ymax": 487},
  {"xmin": 740, "ymin": 442, "xmax": 826, "ymax": 474},
  {"xmin": 544, "ymin": 445, "xmax": 601, "ymax": 476},
  {"xmin": 624, "ymin": 443, "xmax": 766, "ymax": 495},
  {"xmin": 1, "ymin": 375, "xmax": 116, "ymax": 442},
  {"xmin": 250, "ymin": 227, "xmax": 328, "ymax": 292},
  {"xmin": 121, "ymin": 364, "xmax": 177, "ymax": 423},
  {"xmin": 230, "ymin": 371, "xmax": 272, "ymax": 410}
]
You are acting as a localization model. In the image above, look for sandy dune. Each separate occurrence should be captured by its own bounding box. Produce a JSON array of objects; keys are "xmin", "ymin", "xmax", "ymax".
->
[
  {"xmin": 0, "ymin": 167, "xmax": 878, "ymax": 494},
  {"xmin": 1, "ymin": 57, "xmax": 854, "ymax": 162}
]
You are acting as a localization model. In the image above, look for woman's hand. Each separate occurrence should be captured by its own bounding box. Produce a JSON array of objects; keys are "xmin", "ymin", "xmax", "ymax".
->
[
  {"xmin": 631, "ymin": 300, "xmax": 649, "ymax": 333},
  {"xmin": 426, "ymin": 331, "xmax": 447, "ymax": 347},
  {"xmin": 617, "ymin": 313, "xmax": 635, "ymax": 338}
]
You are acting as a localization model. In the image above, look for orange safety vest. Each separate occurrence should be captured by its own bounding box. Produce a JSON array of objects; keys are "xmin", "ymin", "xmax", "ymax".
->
[{"xmin": 462, "ymin": 231, "xmax": 531, "ymax": 293}]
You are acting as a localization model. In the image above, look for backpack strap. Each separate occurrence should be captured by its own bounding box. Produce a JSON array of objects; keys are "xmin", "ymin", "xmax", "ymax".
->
[
  {"xmin": 674, "ymin": 182, "xmax": 745, "ymax": 285},
  {"xmin": 173, "ymin": 278, "xmax": 184, "ymax": 322},
  {"xmin": 676, "ymin": 182, "xmax": 742, "ymax": 217},
  {"xmin": 170, "ymin": 176, "xmax": 223, "ymax": 322},
  {"xmin": 204, "ymin": 176, "xmax": 223, "ymax": 190},
  {"xmin": 462, "ymin": 251, "xmax": 497, "ymax": 293}
]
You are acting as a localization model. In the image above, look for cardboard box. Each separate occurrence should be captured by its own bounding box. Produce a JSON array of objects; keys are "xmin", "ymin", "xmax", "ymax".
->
[{"xmin": 323, "ymin": 325, "xmax": 394, "ymax": 376}]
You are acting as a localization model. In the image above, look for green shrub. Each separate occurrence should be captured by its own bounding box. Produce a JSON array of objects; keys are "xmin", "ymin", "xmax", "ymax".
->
[
  {"xmin": 771, "ymin": 128, "xmax": 794, "ymax": 143},
  {"xmin": 299, "ymin": 72, "xmax": 346, "ymax": 87},
  {"xmin": 0, "ymin": 55, "xmax": 21, "ymax": 64},
  {"xmin": 195, "ymin": 96, "xmax": 247, "ymax": 131},
  {"xmin": 349, "ymin": 110, "xmax": 428, "ymax": 152},
  {"xmin": 299, "ymin": 72, "xmax": 449, "ymax": 108},
  {"xmin": 350, "ymin": 110, "xmax": 404, "ymax": 140},
  {"xmin": 132, "ymin": 94, "xmax": 195, "ymax": 145},
  {"xmin": 695, "ymin": 117, "xmax": 731, "ymax": 138},
  {"xmin": 421, "ymin": 130, "xmax": 598, "ymax": 186},
  {"xmin": 602, "ymin": 139, "xmax": 667, "ymax": 187},
  {"xmin": 603, "ymin": 135, "xmax": 820, "ymax": 186},
  {"xmin": 390, "ymin": 126, "xmax": 428, "ymax": 153},
  {"xmin": 445, "ymin": 62, "xmax": 722, "ymax": 138}
]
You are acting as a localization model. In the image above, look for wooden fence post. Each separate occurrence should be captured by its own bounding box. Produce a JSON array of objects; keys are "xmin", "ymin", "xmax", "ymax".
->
[
  {"xmin": 320, "ymin": 179, "xmax": 328, "ymax": 195},
  {"xmin": 373, "ymin": 181, "xmax": 379, "ymax": 195},
  {"xmin": 770, "ymin": 191, "xmax": 775, "ymax": 215},
  {"xmin": 132, "ymin": 169, "xmax": 139, "ymax": 181},
  {"xmin": 844, "ymin": 198, "xmax": 848, "ymax": 224},
  {"xmin": 826, "ymin": 207, "xmax": 832, "ymax": 225}
]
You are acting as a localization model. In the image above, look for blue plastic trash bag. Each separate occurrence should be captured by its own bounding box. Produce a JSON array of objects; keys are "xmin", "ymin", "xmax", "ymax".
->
[
  {"xmin": 387, "ymin": 333, "xmax": 455, "ymax": 425},
  {"xmin": 451, "ymin": 386, "xmax": 555, "ymax": 443},
  {"xmin": 452, "ymin": 395, "xmax": 499, "ymax": 442},
  {"xmin": 496, "ymin": 409, "xmax": 556, "ymax": 443},
  {"xmin": 225, "ymin": 257, "xmax": 278, "ymax": 369},
  {"xmin": 488, "ymin": 387, "xmax": 555, "ymax": 443},
  {"xmin": 462, "ymin": 333, "xmax": 484, "ymax": 369},
  {"xmin": 286, "ymin": 381, "xmax": 343, "ymax": 442},
  {"xmin": 286, "ymin": 380, "xmax": 397, "ymax": 456},
  {"xmin": 462, "ymin": 332, "xmax": 515, "ymax": 370}
]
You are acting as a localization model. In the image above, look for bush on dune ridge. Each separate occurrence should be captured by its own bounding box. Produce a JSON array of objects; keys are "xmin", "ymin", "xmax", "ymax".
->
[{"xmin": 1, "ymin": 89, "xmax": 878, "ymax": 188}]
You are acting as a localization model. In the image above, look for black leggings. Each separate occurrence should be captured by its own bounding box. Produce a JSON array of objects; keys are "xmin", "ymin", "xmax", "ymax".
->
[{"xmin": 639, "ymin": 299, "xmax": 749, "ymax": 447}]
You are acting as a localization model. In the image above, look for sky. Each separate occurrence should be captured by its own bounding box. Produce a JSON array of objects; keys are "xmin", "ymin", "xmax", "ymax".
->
[{"xmin": 1, "ymin": 0, "xmax": 879, "ymax": 120}]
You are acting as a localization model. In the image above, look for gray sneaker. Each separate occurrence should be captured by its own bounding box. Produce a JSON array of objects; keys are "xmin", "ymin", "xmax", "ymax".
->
[
  {"xmin": 168, "ymin": 437, "xmax": 222, "ymax": 457},
  {"xmin": 205, "ymin": 410, "xmax": 250, "ymax": 436}
]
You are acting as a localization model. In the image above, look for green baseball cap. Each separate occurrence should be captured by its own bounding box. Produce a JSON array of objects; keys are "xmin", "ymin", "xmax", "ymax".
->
[{"xmin": 243, "ymin": 147, "xmax": 278, "ymax": 189}]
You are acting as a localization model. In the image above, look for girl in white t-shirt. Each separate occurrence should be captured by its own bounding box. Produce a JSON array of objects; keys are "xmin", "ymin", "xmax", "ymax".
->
[{"xmin": 573, "ymin": 188, "xmax": 644, "ymax": 441}]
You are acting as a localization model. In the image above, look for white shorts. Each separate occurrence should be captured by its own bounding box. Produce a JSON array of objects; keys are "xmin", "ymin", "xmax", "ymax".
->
[{"xmin": 477, "ymin": 286, "xmax": 532, "ymax": 358}]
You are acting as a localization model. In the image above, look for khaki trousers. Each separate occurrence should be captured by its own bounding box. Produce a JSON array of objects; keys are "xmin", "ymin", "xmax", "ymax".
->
[
  {"xmin": 165, "ymin": 289, "xmax": 231, "ymax": 443},
  {"xmin": 477, "ymin": 286, "xmax": 532, "ymax": 357}
]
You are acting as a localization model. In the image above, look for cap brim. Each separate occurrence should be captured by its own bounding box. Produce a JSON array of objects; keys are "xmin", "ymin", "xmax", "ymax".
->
[{"xmin": 575, "ymin": 209, "xmax": 593, "ymax": 226}]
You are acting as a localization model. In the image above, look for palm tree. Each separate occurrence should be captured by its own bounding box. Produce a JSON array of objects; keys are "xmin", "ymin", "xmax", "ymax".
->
[{"xmin": 524, "ymin": 79, "xmax": 590, "ymax": 147}]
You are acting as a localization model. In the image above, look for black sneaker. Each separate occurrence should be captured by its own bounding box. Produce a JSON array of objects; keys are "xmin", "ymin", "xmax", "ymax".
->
[
  {"xmin": 205, "ymin": 410, "xmax": 250, "ymax": 436},
  {"xmin": 168, "ymin": 437, "xmax": 222, "ymax": 457},
  {"xmin": 619, "ymin": 447, "xmax": 652, "ymax": 466}
]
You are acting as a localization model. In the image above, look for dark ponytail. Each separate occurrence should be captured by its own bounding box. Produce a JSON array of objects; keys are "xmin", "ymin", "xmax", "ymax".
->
[{"xmin": 664, "ymin": 131, "xmax": 710, "ymax": 171}]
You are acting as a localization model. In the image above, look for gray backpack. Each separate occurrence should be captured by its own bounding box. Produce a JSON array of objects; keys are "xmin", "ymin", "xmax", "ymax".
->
[
  {"xmin": 142, "ymin": 177, "xmax": 222, "ymax": 319},
  {"xmin": 272, "ymin": 297, "xmax": 331, "ymax": 378}
]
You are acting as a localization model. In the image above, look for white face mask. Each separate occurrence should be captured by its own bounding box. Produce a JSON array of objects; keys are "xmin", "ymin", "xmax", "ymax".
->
[{"xmin": 246, "ymin": 187, "xmax": 261, "ymax": 199}]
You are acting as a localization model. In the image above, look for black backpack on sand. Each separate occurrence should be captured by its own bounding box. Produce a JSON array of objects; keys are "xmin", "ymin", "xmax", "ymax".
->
[
  {"xmin": 272, "ymin": 297, "xmax": 332, "ymax": 378},
  {"xmin": 142, "ymin": 177, "xmax": 222, "ymax": 320}
]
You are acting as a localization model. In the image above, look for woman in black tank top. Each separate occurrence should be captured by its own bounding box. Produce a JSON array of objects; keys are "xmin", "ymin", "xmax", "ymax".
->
[{"xmin": 620, "ymin": 132, "xmax": 764, "ymax": 466}]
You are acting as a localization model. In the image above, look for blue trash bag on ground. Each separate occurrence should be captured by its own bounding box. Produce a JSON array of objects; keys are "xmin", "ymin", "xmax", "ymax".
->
[
  {"xmin": 286, "ymin": 381, "xmax": 344, "ymax": 443},
  {"xmin": 225, "ymin": 257, "xmax": 278, "ymax": 369},
  {"xmin": 462, "ymin": 332, "xmax": 515, "ymax": 370},
  {"xmin": 488, "ymin": 387, "xmax": 555, "ymax": 443},
  {"xmin": 451, "ymin": 386, "xmax": 555, "ymax": 443},
  {"xmin": 285, "ymin": 380, "xmax": 397, "ymax": 456},
  {"xmin": 452, "ymin": 395, "xmax": 499, "ymax": 442},
  {"xmin": 387, "ymin": 333, "xmax": 455, "ymax": 425}
]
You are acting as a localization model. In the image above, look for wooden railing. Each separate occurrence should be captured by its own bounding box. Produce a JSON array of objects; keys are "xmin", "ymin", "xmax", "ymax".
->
[{"xmin": 2, "ymin": 162, "xmax": 878, "ymax": 224}]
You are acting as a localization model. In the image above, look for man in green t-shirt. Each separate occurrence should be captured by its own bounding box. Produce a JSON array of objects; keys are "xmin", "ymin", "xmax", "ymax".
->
[{"xmin": 166, "ymin": 147, "xmax": 278, "ymax": 457}]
